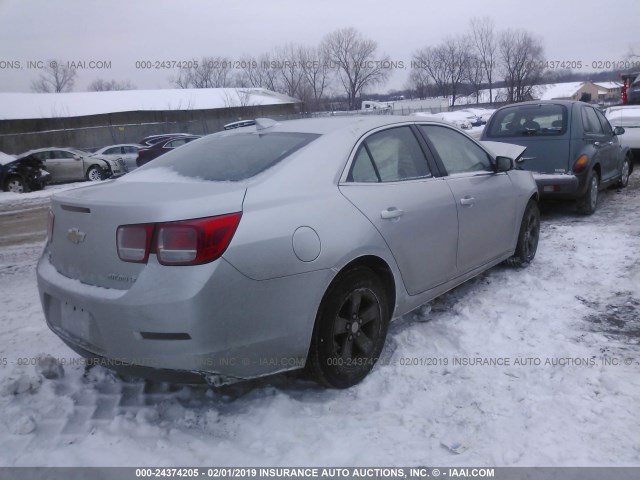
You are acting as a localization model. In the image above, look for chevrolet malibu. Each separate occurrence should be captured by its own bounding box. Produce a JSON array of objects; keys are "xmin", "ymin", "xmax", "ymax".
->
[{"xmin": 37, "ymin": 116, "xmax": 540, "ymax": 388}]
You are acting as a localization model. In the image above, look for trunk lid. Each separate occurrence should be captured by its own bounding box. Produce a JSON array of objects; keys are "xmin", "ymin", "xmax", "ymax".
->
[{"xmin": 48, "ymin": 178, "xmax": 246, "ymax": 289}]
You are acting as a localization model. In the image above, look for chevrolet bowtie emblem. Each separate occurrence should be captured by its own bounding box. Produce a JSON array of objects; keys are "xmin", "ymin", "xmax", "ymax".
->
[{"xmin": 67, "ymin": 228, "xmax": 86, "ymax": 244}]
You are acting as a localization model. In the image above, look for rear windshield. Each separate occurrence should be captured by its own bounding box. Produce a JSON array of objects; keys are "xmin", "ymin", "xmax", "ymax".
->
[
  {"xmin": 137, "ymin": 132, "xmax": 320, "ymax": 181},
  {"xmin": 485, "ymin": 104, "xmax": 567, "ymax": 137}
]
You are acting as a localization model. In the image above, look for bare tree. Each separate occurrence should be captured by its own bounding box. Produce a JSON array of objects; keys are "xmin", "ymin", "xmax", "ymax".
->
[
  {"xmin": 173, "ymin": 57, "xmax": 234, "ymax": 88},
  {"xmin": 30, "ymin": 60, "xmax": 77, "ymax": 93},
  {"xmin": 466, "ymin": 55, "xmax": 484, "ymax": 104},
  {"xmin": 272, "ymin": 44, "xmax": 306, "ymax": 98},
  {"xmin": 413, "ymin": 36, "xmax": 470, "ymax": 106},
  {"xmin": 88, "ymin": 78, "xmax": 136, "ymax": 91},
  {"xmin": 407, "ymin": 66, "xmax": 431, "ymax": 99},
  {"xmin": 499, "ymin": 29, "xmax": 545, "ymax": 103},
  {"xmin": 322, "ymin": 27, "xmax": 391, "ymax": 110},
  {"xmin": 237, "ymin": 54, "xmax": 279, "ymax": 91},
  {"xmin": 299, "ymin": 45, "xmax": 332, "ymax": 110},
  {"xmin": 469, "ymin": 17, "xmax": 497, "ymax": 104}
]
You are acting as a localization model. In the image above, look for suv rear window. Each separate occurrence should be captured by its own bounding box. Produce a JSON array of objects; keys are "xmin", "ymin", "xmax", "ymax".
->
[
  {"xmin": 486, "ymin": 104, "xmax": 567, "ymax": 137},
  {"xmin": 139, "ymin": 132, "xmax": 320, "ymax": 181}
]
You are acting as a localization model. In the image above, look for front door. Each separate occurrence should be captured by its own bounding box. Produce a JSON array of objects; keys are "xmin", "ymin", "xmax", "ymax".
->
[{"xmin": 418, "ymin": 125, "xmax": 518, "ymax": 273}]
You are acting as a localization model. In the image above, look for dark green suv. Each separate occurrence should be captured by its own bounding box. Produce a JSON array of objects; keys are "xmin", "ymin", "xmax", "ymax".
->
[{"xmin": 481, "ymin": 100, "xmax": 633, "ymax": 214}]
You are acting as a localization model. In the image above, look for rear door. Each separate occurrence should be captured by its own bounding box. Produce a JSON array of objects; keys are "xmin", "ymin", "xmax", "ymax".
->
[
  {"xmin": 339, "ymin": 125, "xmax": 459, "ymax": 295},
  {"xmin": 57, "ymin": 150, "xmax": 84, "ymax": 181},
  {"xmin": 418, "ymin": 125, "xmax": 517, "ymax": 273},
  {"xmin": 41, "ymin": 151, "xmax": 67, "ymax": 181}
]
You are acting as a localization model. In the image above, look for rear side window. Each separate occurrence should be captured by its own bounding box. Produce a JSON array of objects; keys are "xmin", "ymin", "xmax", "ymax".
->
[
  {"xmin": 140, "ymin": 132, "xmax": 319, "ymax": 181},
  {"xmin": 486, "ymin": 104, "xmax": 567, "ymax": 137},
  {"xmin": 348, "ymin": 127, "xmax": 431, "ymax": 182},
  {"xmin": 582, "ymin": 107, "xmax": 603, "ymax": 134},
  {"xmin": 594, "ymin": 109, "xmax": 613, "ymax": 135}
]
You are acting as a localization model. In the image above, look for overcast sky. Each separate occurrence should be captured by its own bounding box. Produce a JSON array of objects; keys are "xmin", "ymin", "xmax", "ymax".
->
[{"xmin": 0, "ymin": 0, "xmax": 638, "ymax": 94}]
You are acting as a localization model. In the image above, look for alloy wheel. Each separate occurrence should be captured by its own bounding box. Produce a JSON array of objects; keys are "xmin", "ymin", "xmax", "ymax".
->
[{"xmin": 332, "ymin": 288, "xmax": 381, "ymax": 361}]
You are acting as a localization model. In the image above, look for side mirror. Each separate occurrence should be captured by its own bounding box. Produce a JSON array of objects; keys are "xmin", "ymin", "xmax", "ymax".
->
[
  {"xmin": 73, "ymin": 155, "xmax": 81, "ymax": 161},
  {"xmin": 495, "ymin": 156, "xmax": 513, "ymax": 173},
  {"xmin": 613, "ymin": 126, "xmax": 625, "ymax": 136}
]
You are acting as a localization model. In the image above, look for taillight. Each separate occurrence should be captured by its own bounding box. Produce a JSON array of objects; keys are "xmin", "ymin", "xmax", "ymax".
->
[
  {"xmin": 47, "ymin": 210, "xmax": 55, "ymax": 244},
  {"xmin": 572, "ymin": 154, "xmax": 589, "ymax": 173},
  {"xmin": 117, "ymin": 224, "xmax": 154, "ymax": 263},
  {"xmin": 116, "ymin": 213, "xmax": 241, "ymax": 266},
  {"xmin": 156, "ymin": 213, "xmax": 242, "ymax": 265}
]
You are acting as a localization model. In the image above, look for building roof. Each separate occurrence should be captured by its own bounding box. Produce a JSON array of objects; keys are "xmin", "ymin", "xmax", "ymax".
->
[
  {"xmin": 537, "ymin": 82, "xmax": 586, "ymax": 100},
  {"xmin": 0, "ymin": 88, "xmax": 300, "ymax": 121},
  {"xmin": 594, "ymin": 82, "xmax": 623, "ymax": 91}
]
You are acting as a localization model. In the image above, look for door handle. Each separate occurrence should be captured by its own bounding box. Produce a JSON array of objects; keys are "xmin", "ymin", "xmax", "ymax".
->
[
  {"xmin": 380, "ymin": 207, "xmax": 404, "ymax": 220},
  {"xmin": 460, "ymin": 196, "xmax": 475, "ymax": 206}
]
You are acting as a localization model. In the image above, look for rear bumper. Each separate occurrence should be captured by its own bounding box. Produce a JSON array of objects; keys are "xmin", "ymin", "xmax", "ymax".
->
[
  {"xmin": 532, "ymin": 173, "xmax": 585, "ymax": 199},
  {"xmin": 37, "ymin": 250, "xmax": 330, "ymax": 385}
]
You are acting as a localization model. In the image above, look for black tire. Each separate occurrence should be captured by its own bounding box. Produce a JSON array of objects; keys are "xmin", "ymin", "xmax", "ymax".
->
[
  {"xmin": 506, "ymin": 199, "xmax": 540, "ymax": 267},
  {"xmin": 576, "ymin": 170, "xmax": 599, "ymax": 215},
  {"xmin": 616, "ymin": 156, "xmax": 631, "ymax": 188},
  {"xmin": 86, "ymin": 165, "xmax": 104, "ymax": 182},
  {"xmin": 307, "ymin": 267, "xmax": 390, "ymax": 388},
  {"xmin": 4, "ymin": 176, "xmax": 29, "ymax": 193}
]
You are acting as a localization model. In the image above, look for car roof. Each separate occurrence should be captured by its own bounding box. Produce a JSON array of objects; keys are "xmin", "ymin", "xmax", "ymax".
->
[
  {"xmin": 98, "ymin": 144, "xmax": 142, "ymax": 149},
  {"xmin": 217, "ymin": 115, "xmax": 453, "ymax": 136},
  {"xmin": 18, "ymin": 147, "xmax": 82, "ymax": 157},
  {"xmin": 493, "ymin": 100, "xmax": 581, "ymax": 110},
  {"xmin": 159, "ymin": 135, "xmax": 200, "ymax": 142}
]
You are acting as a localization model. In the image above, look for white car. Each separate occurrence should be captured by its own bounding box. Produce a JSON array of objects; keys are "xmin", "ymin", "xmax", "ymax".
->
[
  {"xmin": 92, "ymin": 144, "xmax": 143, "ymax": 172},
  {"xmin": 605, "ymin": 106, "xmax": 640, "ymax": 160}
]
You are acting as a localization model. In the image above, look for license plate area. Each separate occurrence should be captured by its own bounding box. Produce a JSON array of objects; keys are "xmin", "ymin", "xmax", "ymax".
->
[{"xmin": 60, "ymin": 302, "xmax": 91, "ymax": 341}]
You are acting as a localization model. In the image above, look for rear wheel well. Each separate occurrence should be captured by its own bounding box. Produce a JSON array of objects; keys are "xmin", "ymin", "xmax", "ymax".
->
[
  {"xmin": 592, "ymin": 163, "xmax": 601, "ymax": 180},
  {"xmin": 336, "ymin": 256, "xmax": 396, "ymax": 316}
]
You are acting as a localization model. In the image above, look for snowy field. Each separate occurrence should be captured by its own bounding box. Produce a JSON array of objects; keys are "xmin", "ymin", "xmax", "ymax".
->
[{"xmin": 0, "ymin": 176, "xmax": 639, "ymax": 467}]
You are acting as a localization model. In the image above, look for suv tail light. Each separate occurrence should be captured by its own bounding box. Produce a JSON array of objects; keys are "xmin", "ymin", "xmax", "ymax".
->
[
  {"xmin": 117, "ymin": 213, "xmax": 241, "ymax": 266},
  {"xmin": 572, "ymin": 154, "xmax": 589, "ymax": 173}
]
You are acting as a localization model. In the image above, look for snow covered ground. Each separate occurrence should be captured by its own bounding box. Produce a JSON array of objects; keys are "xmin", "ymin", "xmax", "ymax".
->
[
  {"xmin": 0, "ymin": 176, "xmax": 639, "ymax": 467},
  {"xmin": 0, "ymin": 181, "xmax": 92, "ymax": 207}
]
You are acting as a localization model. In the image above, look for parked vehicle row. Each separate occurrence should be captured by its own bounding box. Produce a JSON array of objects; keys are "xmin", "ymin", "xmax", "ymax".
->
[{"xmin": 2, "ymin": 133, "xmax": 200, "ymax": 192}]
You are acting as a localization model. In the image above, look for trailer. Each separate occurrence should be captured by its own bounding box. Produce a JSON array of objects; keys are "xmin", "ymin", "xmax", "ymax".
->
[{"xmin": 361, "ymin": 98, "xmax": 449, "ymax": 115}]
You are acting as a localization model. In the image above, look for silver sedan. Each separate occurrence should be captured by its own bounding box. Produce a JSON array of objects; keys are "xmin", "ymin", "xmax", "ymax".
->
[
  {"xmin": 22, "ymin": 147, "xmax": 125, "ymax": 182},
  {"xmin": 37, "ymin": 116, "xmax": 540, "ymax": 388}
]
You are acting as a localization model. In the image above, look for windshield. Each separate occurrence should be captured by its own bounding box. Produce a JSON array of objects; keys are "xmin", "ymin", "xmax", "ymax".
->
[{"xmin": 486, "ymin": 104, "xmax": 568, "ymax": 137}]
